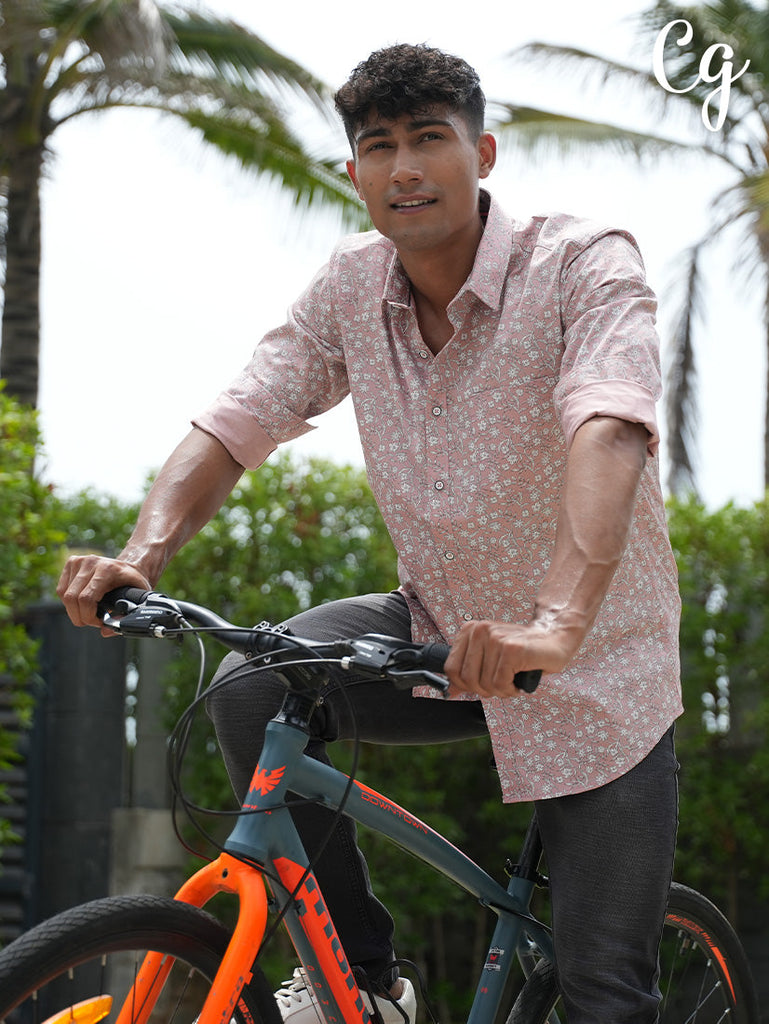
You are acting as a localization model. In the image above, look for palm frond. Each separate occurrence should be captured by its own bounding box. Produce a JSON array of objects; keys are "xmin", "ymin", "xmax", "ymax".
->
[
  {"xmin": 663, "ymin": 242, "xmax": 707, "ymax": 496},
  {"xmin": 735, "ymin": 169, "xmax": 769, "ymax": 235},
  {"xmin": 86, "ymin": 0, "xmax": 170, "ymax": 74},
  {"xmin": 508, "ymin": 42, "xmax": 713, "ymax": 129},
  {"xmin": 7, "ymin": 0, "xmax": 356, "ymax": 224},
  {"xmin": 506, "ymin": 37, "xmax": 752, "ymax": 147},
  {"xmin": 178, "ymin": 107, "xmax": 367, "ymax": 230},
  {"xmin": 164, "ymin": 9, "xmax": 330, "ymax": 110},
  {"xmin": 710, "ymin": 171, "xmax": 769, "ymax": 296},
  {"xmin": 39, "ymin": 0, "xmax": 166, "ymax": 75},
  {"xmin": 491, "ymin": 102, "xmax": 713, "ymax": 161},
  {"xmin": 698, "ymin": 176, "xmax": 765, "ymax": 294},
  {"xmin": 149, "ymin": 67, "xmax": 282, "ymax": 118},
  {"xmin": 638, "ymin": 1, "xmax": 764, "ymax": 124},
  {"xmin": 640, "ymin": 0, "xmax": 768, "ymax": 78},
  {"xmin": 510, "ymin": 43, "xmax": 657, "ymax": 91}
]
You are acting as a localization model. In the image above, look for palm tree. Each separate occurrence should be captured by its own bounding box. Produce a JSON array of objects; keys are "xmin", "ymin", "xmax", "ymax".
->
[
  {"xmin": 490, "ymin": 0, "xmax": 768, "ymax": 495},
  {"xmin": 0, "ymin": 0, "xmax": 361, "ymax": 408}
]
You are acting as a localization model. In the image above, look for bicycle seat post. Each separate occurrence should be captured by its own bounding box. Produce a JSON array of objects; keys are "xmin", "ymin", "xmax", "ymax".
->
[{"xmin": 506, "ymin": 814, "xmax": 548, "ymax": 892}]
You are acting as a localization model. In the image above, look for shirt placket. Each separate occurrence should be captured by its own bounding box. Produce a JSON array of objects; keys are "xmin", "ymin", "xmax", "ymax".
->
[{"xmin": 425, "ymin": 371, "xmax": 475, "ymax": 627}]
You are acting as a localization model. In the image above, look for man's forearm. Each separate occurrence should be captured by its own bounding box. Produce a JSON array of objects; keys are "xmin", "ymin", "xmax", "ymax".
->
[
  {"xmin": 119, "ymin": 428, "xmax": 244, "ymax": 586},
  {"xmin": 533, "ymin": 415, "xmax": 648, "ymax": 655}
]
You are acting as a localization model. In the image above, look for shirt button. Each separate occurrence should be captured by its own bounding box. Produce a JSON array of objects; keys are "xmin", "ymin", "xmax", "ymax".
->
[
  {"xmin": 463, "ymin": 613, "xmax": 473, "ymax": 621},
  {"xmin": 419, "ymin": 351, "xmax": 429, "ymax": 359},
  {"xmin": 432, "ymin": 406, "xmax": 442, "ymax": 416},
  {"xmin": 434, "ymin": 480, "xmax": 445, "ymax": 491},
  {"xmin": 444, "ymin": 551, "xmax": 454, "ymax": 561}
]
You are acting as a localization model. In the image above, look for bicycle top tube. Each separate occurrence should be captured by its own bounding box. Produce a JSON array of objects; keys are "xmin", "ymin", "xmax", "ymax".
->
[{"xmin": 229, "ymin": 723, "xmax": 549, "ymax": 936}]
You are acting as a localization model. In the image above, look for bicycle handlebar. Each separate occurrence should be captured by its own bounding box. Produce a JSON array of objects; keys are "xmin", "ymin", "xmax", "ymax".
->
[{"xmin": 96, "ymin": 588, "xmax": 542, "ymax": 694}]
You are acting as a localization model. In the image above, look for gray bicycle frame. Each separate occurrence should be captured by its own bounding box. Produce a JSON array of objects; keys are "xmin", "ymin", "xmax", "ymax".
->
[{"xmin": 224, "ymin": 708, "xmax": 554, "ymax": 1024}]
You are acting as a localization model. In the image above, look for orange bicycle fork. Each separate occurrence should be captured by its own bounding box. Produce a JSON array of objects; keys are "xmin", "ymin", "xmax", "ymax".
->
[
  {"xmin": 113, "ymin": 847, "xmax": 371, "ymax": 1024},
  {"xmin": 114, "ymin": 853, "xmax": 268, "ymax": 1024}
]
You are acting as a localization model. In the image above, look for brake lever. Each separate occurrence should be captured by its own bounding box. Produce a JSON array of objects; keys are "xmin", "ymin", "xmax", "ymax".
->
[
  {"xmin": 103, "ymin": 597, "xmax": 185, "ymax": 638},
  {"xmin": 388, "ymin": 668, "xmax": 450, "ymax": 696}
]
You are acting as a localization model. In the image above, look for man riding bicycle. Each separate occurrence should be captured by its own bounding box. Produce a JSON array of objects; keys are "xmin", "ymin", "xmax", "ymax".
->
[{"xmin": 58, "ymin": 43, "xmax": 682, "ymax": 1024}]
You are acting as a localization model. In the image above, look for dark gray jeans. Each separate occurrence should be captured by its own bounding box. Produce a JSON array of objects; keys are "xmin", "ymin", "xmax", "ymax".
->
[{"xmin": 207, "ymin": 592, "xmax": 678, "ymax": 1023}]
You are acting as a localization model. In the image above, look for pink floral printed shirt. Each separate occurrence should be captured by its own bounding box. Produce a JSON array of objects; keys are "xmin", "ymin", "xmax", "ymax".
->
[{"xmin": 194, "ymin": 191, "xmax": 682, "ymax": 803}]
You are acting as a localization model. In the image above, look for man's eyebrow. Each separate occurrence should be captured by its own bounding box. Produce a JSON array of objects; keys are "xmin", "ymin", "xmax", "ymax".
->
[
  {"xmin": 354, "ymin": 118, "xmax": 455, "ymax": 147},
  {"xmin": 355, "ymin": 125, "xmax": 392, "ymax": 146}
]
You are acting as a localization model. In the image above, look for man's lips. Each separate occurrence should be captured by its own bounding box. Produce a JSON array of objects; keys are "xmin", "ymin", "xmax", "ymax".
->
[{"xmin": 390, "ymin": 197, "xmax": 438, "ymax": 210}]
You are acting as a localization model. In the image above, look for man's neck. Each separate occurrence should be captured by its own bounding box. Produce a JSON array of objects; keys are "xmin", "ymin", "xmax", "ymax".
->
[
  {"xmin": 398, "ymin": 218, "xmax": 483, "ymax": 315},
  {"xmin": 402, "ymin": 241, "xmax": 480, "ymax": 356}
]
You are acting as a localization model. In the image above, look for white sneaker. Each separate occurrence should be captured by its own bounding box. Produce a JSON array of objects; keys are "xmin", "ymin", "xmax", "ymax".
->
[{"xmin": 275, "ymin": 967, "xmax": 416, "ymax": 1024}]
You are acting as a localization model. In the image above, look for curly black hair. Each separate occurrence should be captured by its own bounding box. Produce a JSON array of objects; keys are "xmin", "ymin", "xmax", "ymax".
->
[{"xmin": 334, "ymin": 43, "xmax": 486, "ymax": 149}]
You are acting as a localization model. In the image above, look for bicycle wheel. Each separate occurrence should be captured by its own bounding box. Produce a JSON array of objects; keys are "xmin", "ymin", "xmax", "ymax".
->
[
  {"xmin": 507, "ymin": 881, "xmax": 759, "ymax": 1024},
  {"xmin": 0, "ymin": 894, "xmax": 282, "ymax": 1024}
]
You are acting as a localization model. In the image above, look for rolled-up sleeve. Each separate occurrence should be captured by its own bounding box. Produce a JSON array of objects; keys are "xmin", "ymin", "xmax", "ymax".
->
[
  {"xmin": 560, "ymin": 379, "xmax": 659, "ymax": 454},
  {"xmin": 192, "ymin": 261, "xmax": 350, "ymax": 470},
  {"xmin": 554, "ymin": 232, "xmax": 662, "ymax": 455}
]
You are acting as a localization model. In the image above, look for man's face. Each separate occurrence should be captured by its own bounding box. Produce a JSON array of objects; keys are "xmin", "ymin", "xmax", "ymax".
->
[{"xmin": 346, "ymin": 106, "xmax": 496, "ymax": 257}]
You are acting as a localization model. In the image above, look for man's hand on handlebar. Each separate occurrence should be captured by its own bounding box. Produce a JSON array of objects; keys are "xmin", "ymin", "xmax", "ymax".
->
[
  {"xmin": 445, "ymin": 618, "xmax": 570, "ymax": 698},
  {"xmin": 56, "ymin": 554, "xmax": 152, "ymax": 635}
]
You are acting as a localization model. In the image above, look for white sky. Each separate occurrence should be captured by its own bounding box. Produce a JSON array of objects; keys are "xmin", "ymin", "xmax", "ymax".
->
[{"xmin": 35, "ymin": 0, "xmax": 763, "ymax": 508}]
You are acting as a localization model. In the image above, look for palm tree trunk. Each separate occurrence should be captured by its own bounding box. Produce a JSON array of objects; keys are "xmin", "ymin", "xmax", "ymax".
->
[{"xmin": 1, "ymin": 142, "xmax": 44, "ymax": 408}]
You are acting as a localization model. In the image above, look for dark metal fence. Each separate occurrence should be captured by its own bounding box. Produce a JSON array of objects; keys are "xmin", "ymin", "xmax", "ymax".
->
[{"xmin": 1, "ymin": 601, "xmax": 127, "ymax": 938}]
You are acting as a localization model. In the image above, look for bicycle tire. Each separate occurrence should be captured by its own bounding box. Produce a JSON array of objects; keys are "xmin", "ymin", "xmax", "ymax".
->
[
  {"xmin": 507, "ymin": 881, "xmax": 759, "ymax": 1024},
  {"xmin": 0, "ymin": 894, "xmax": 282, "ymax": 1024}
]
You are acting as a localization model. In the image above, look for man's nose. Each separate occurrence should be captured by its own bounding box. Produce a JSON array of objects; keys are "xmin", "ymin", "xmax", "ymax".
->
[{"xmin": 390, "ymin": 145, "xmax": 423, "ymax": 184}]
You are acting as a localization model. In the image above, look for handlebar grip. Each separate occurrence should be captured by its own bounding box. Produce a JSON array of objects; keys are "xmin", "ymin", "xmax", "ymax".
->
[
  {"xmin": 419, "ymin": 642, "xmax": 451, "ymax": 672},
  {"xmin": 514, "ymin": 669, "xmax": 542, "ymax": 693},
  {"xmin": 97, "ymin": 586, "xmax": 152, "ymax": 618},
  {"xmin": 422, "ymin": 643, "xmax": 541, "ymax": 693}
]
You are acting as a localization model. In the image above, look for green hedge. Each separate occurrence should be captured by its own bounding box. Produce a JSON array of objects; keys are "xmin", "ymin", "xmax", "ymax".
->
[
  {"xmin": 668, "ymin": 497, "xmax": 769, "ymax": 919},
  {"xmin": 0, "ymin": 390, "xmax": 63, "ymax": 851}
]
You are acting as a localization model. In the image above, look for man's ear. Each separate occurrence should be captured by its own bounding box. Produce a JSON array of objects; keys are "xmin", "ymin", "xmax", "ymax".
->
[
  {"xmin": 346, "ymin": 158, "xmax": 363, "ymax": 198},
  {"xmin": 478, "ymin": 132, "xmax": 497, "ymax": 180}
]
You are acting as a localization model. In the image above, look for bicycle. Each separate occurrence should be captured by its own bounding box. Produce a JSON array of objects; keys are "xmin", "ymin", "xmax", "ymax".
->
[{"xmin": 0, "ymin": 588, "xmax": 758, "ymax": 1024}]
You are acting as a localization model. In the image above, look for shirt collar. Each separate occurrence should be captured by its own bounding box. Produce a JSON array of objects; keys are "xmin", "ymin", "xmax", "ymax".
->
[
  {"xmin": 463, "ymin": 190, "xmax": 513, "ymax": 309},
  {"xmin": 382, "ymin": 189, "xmax": 513, "ymax": 311}
]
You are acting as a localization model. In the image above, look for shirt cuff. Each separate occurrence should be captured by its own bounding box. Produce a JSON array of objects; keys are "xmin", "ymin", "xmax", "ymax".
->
[
  {"xmin": 192, "ymin": 392, "xmax": 279, "ymax": 470},
  {"xmin": 560, "ymin": 380, "xmax": 660, "ymax": 455}
]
